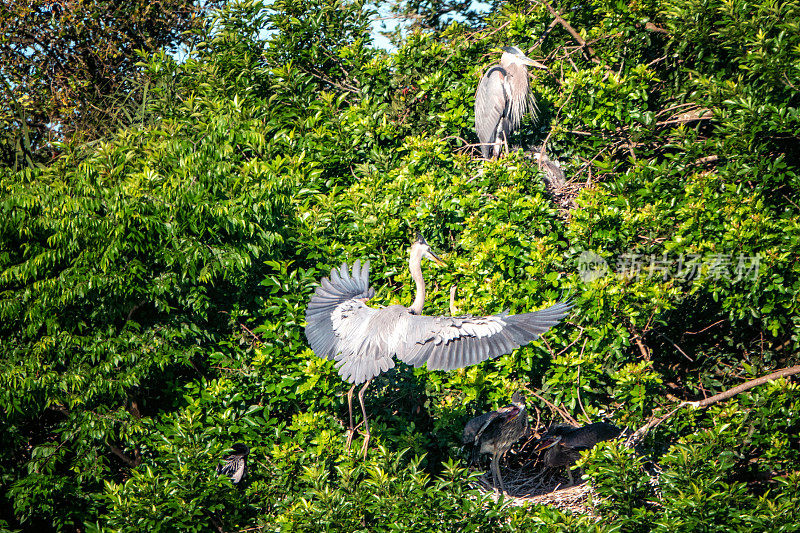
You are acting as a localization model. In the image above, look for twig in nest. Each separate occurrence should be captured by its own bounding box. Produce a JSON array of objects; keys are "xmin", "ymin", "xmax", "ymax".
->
[{"xmin": 528, "ymin": 390, "xmax": 579, "ymax": 426}]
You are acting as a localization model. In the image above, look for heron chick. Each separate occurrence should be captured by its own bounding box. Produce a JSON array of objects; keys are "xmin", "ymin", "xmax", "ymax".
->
[
  {"xmin": 216, "ymin": 442, "xmax": 249, "ymax": 485},
  {"xmin": 475, "ymin": 46, "xmax": 547, "ymax": 159},
  {"xmin": 534, "ymin": 422, "xmax": 622, "ymax": 485},
  {"xmin": 305, "ymin": 234, "xmax": 571, "ymax": 458},
  {"xmin": 463, "ymin": 391, "xmax": 528, "ymax": 495}
]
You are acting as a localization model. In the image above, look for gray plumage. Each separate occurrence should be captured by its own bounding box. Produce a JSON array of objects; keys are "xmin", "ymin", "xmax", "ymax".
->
[
  {"xmin": 463, "ymin": 391, "xmax": 528, "ymax": 494},
  {"xmin": 533, "ymin": 149, "xmax": 567, "ymax": 190},
  {"xmin": 305, "ymin": 259, "xmax": 572, "ymax": 386},
  {"xmin": 304, "ymin": 234, "xmax": 571, "ymax": 457},
  {"xmin": 535, "ymin": 422, "xmax": 622, "ymax": 484},
  {"xmin": 475, "ymin": 46, "xmax": 546, "ymax": 159},
  {"xmin": 216, "ymin": 443, "xmax": 249, "ymax": 485}
]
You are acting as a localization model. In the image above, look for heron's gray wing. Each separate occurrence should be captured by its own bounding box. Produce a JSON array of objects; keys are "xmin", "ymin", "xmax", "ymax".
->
[
  {"xmin": 475, "ymin": 65, "xmax": 508, "ymax": 158},
  {"xmin": 217, "ymin": 456, "xmax": 247, "ymax": 484},
  {"xmin": 305, "ymin": 261, "xmax": 405, "ymax": 384},
  {"xmin": 398, "ymin": 300, "xmax": 572, "ymax": 371},
  {"xmin": 464, "ymin": 405, "xmax": 516, "ymax": 445},
  {"xmin": 304, "ymin": 259, "xmax": 375, "ymax": 361},
  {"xmin": 463, "ymin": 410, "xmax": 500, "ymax": 445}
]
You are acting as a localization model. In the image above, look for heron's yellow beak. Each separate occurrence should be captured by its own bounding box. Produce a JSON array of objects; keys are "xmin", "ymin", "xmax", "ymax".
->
[
  {"xmin": 522, "ymin": 57, "xmax": 547, "ymax": 69},
  {"xmin": 426, "ymin": 249, "xmax": 447, "ymax": 266},
  {"xmin": 533, "ymin": 435, "xmax": 562, "ymax": 452}
]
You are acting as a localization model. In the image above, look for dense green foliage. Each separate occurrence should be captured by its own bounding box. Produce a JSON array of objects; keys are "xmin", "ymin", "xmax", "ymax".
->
[
  {"xmin": 1, "ymin": 0, "xmax": 798, "ymax": 530},
  {"xmin": 0, "ymin": 0, "xmax": 221, "ymax": 169}
]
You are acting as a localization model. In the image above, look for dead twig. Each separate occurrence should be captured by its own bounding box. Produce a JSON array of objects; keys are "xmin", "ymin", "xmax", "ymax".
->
[
  {"xmin": 656, "ymin": 333, "xmax": 694, "ymax": 362},
  {"xmin": 633, "ymin": 335, "xmax": 650, "ymax": 361},
  {"xmin": 685, "ymin": 319, "xmax": 725, "ymax": 335},
  {"xmin": 528, "ymin": 390, "xmax": 579, "ymax": 426},
  {"xmin": 539, "ymin": 1, "xmax": 598, "ymax": 63},
  {"xmin": 576, "ymin": 355, "xmax": 591, "ymax": 424}
]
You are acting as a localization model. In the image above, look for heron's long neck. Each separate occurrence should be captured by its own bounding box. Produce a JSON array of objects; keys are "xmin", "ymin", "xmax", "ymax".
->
[{"xmin": 409, "ymin": 253, "xmax": 426, "ymax": 315}]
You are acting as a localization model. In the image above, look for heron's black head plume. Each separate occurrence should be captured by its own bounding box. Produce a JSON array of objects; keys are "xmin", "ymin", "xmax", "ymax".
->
[
  {"xmin": 502, "ymin": 45, "xmax": 524, "ymax": 55},
  {"xmin": 415, "ymin": 231, "xmax": 427, "ymax": 245}
]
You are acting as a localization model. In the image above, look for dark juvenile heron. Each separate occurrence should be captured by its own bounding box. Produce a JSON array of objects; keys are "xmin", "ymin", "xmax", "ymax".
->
[
  {"xmin": 463, "ymin": 391, "xmax": 528, "ymax": 494},
  {"xmin": 532, "ymin": 149, "xmax": 566, "ymax": 190},
  {"xmin": 534, "ymin": 422, "xmax": 622, "ymax": 485},
  {"xmin": 475, "ymin": 46, "xmax": 547, "ymax": 159},
  {"xmin": 305, "ymin": 234, "xmax": 572, "ymax": 456},
  {"xmin": 216, "ymin": 443, "xmax": 249, "ymax": 485}
]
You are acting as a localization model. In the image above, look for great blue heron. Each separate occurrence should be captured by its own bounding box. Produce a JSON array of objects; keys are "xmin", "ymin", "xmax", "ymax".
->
[
  {"xmin": 216, "ymin": 443, "xmax": 249, "ymax": 484},
  {"xmin": 475, "ymin": 46, "xmax": 547, "ymax": 159},
  {"xmin": 463, "ymin": 391, "xmax": 528, "ymax": 495},
  {"xmin": 304, "ymin": 234, "xmax": 572, "ymax": 456},
  {"xmin": 534, "ymin": 422, "xmax": 622, "ymax": 485}
]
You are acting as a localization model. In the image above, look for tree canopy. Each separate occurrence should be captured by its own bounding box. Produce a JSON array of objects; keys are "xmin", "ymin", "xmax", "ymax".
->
[
  {"xmin": 1, "ymin": 0, "xmax": 798, "ymax": 531},
  {"xmin": 0, "ymin": 0, "xmax": 221, "ymax": 169}
]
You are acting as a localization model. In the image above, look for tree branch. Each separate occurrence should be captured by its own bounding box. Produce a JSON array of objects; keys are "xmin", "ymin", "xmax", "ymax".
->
[
  {"xmin": 627, "ymin": 365, "xmax": 800, "ymax": 445},
  {"xmin": 539, "ymin": 1, "xmax": 598, "ymax": 63},
  {"xmin": 687, "ymin": 365, "xmax": 800, "ymax": 408},
  {"xmin": 109, "ymin": 444, "xmax": 142, "ymax": 467}
]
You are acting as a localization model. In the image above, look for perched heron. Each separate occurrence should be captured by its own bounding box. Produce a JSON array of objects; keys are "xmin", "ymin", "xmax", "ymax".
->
[
  {"xmin": 216, "ymin": 443, "xmax": 249, "ymax": 485},
  {"xmin": 305, "ymin": 233, "xmax": 572, "ymax": 456},
  {"xmin": 463, "ymin": 391, "xmax": 528, "ymax": 494},
  {"xmin": 475, "ymin": 46, "xmax": 547, "ymax": 159},
  {"xmin": 534, "ymin": 422, "xmax": 622, "ymax": 485}
]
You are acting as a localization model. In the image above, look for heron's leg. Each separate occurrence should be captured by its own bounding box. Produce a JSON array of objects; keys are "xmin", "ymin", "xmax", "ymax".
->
[
  {"xmin": 344, "ymin": 383, "xmax": 357, "ymax": 450},
  {"xmin": 357, "ymin": 379, "xmax": 372, "ymax": 458},
  {"xmin": 497, "ymin": 455, "xmax": 507, "ymax": 495},
  {"xmin": 490, "ymin": 453, "xmax": 502, "ymax": 496},
  {"xmin": 567, "ymin": 467, "xmax": 575, "ymax": 486},
  {"xmin": 494, "ymin": 135, "xmax": 503, "ymax": 159}
]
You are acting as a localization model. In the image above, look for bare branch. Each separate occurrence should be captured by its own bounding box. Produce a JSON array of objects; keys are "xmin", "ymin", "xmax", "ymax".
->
[
  {"xmin": 628, "ymin": 365, "xmax": 800, "ymax": 445},
  {"xmin": 538, "ymin": 1, "xmax": 598, "ymax": 63}
]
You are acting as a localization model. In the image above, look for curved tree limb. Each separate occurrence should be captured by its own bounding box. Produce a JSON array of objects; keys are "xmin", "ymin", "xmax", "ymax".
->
[
  {"xmin": 627, "ymin": 364, "xmax": 800, "ymax": 445},
  {"xmin": 685, "ymin": 364, "xmax": 800, "ymax": 409}
]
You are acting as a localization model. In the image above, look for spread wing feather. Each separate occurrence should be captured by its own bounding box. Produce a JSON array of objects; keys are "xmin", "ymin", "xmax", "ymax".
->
[
  {"xmin": 305, "ymin": 260, "xmax": 374, "ymax": 362},
  {"xmin": 398, "ymin": 300, "xmax": 572, "ymax": 371}
]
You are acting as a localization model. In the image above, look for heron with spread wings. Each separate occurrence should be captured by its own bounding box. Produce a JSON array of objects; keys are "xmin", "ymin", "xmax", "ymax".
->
[
  {"xmin": 475, "ymin": 46, "xmax": 547, "ymax": 159},
  {"xmin": 304, "ymin": 234, "xmax": 571, "ymax": 456}
]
